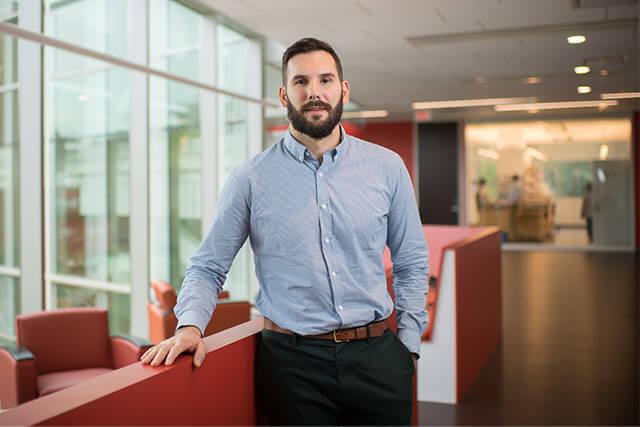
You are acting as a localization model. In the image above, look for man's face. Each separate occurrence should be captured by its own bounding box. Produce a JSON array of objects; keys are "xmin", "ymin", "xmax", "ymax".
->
[{"xmin": 279, "ymin": 50, "xmax": 350, "ymax": 139}]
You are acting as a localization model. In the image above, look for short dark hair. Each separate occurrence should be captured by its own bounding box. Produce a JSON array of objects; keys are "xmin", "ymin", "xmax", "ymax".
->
[{"xmin": 281, "ymin": 37, "xmax": 343, "ymax": 84}]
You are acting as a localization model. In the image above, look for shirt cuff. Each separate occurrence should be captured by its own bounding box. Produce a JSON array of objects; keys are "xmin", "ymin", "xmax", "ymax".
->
[
  {"xmin": 175, "ymin": 310, "xmax": 207, "ymax": 337},
  {"xmin": 397, "ymin": 327, "xmax": 421, "ymax": 355}
]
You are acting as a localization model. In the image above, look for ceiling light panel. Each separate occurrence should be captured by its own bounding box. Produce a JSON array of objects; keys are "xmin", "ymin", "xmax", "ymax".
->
[
  {"xmin": 495, "ymin": 100, "xmax": 618, "ymax": 111},
  {"xmin": 600, "ymin": 92, "xmax": 640, "ymax": 99},
  {"xmin": 412, "ymin": 97, "xmax": 536, "ymax": 110}
]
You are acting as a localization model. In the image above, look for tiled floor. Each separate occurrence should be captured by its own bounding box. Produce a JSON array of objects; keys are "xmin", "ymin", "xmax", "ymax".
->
[{"xmin": 419, "ymin": 251, "xmax": 639, "ymax": 426}]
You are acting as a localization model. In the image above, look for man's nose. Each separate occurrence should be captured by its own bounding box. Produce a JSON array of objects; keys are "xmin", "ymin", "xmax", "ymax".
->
[{"xmin": 307, "ymin": 81, "xmax": 321, "ymax": 100}]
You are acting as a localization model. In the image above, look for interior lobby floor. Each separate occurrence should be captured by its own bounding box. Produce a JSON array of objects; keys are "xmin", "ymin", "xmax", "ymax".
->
[{"xmin": 419, "ymin": 250, "xmax": 639, "ymax": 426}]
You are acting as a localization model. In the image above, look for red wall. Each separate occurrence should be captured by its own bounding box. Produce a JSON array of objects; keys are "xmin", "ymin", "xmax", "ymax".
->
[{"xmin": 344, "ymin": 121, "xmax": 415, "ymax": 182}]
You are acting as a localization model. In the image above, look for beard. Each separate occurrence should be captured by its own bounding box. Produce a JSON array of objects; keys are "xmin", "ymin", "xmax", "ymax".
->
[{"xmin": 287, "ymin": 96, "xmax": 343, "ymax": 140}]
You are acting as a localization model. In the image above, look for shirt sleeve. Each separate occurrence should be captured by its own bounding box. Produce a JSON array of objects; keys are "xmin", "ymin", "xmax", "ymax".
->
[
  {"xmin": 386, "ymin": 155, "xmax": 429, "ymax": 355},
  {"xmin": 174, "ymin": 168, "xmax": 251, "ymax": 334}
]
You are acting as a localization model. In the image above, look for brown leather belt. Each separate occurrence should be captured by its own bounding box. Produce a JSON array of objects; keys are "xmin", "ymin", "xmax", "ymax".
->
[{"xmin": 263, "ymin": 318, "xmax": 390, "ymax": 343}]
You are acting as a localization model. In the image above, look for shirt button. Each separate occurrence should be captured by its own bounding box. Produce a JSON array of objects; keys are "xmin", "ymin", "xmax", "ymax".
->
[
  {"xmin": 324, "ymin": 238, "xmax": 330, "ymax": 244},
  {"xmin": 318, "ymin": 172, "xmax": 323, "ymax": 177},
  {"xmin": 332, "ymin": 272, "xmax": 337, "ymax": 277},
  {"xmin": 321, "ymin": 204, "xmax": 328, "ymax": 209},
  {"xmin": 338, "ymin": 305, "xmax": 343, "ymax": 311}
]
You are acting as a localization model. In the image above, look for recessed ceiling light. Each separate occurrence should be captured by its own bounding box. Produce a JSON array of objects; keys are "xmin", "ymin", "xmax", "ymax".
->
[
  {"xmin": 600, "ymin": 69, "xmax": 609, "ymax": 76},
  {"xmin": 574, "ymin": 65, "xmax": 590, "ymax": 75},
  {"xmin": 577, "ymin": 85, "xmax": 591, "ymax": 94},
  {"xmin": 526, "ymin": 76, "xmax": 542, "ymax": 84},
  {"xmin": 567, "ymin": 35, "xmax": 586, "ymax": 44}
]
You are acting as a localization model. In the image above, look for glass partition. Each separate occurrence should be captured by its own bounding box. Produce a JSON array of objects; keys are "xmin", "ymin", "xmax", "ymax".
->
[{"xmin": 465, "ymin": 118, "xmax": 634, "ymax": 248}]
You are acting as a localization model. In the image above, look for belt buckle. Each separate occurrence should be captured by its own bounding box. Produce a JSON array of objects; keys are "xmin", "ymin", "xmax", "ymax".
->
[{"xmin": 333, "ymin": 330, "xmax": 350, "ymax": 343}]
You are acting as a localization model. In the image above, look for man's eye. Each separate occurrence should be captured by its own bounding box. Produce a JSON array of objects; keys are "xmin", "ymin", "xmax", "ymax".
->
[
  {"xmin": 295, "ymin": 79, "xmax": 305, "ymax": 85},
  {"xmin": 322, "ymin": 78, "xmax": 332, "ymax": 83}
]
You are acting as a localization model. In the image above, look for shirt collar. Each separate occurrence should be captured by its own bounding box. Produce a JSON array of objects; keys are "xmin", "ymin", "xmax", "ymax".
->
[{"xmin": 283, "ymin": 125, "xmax": 349, "ymax": 163}]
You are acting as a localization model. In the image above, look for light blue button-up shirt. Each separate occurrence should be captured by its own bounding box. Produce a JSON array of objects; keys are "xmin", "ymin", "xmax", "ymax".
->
[{"xmin": 175, "ymin": 128, "xmax": 429, "ymax": 353}]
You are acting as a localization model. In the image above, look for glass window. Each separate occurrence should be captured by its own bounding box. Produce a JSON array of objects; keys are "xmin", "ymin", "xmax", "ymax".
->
[
  {"xmin": 47, "ymin": 0, "xmax": 129, "ymax": 74},
  {"xmin": 48, "ymin": 65, "xmax": 131, "ymax": 283},
  {"xmin": 217, "ymin": 26, "xmax": 251, "ymax": 302},
  {"xmin": 46, "ymin": 0, "xmax": 131, "ymax": 334},
  {"xmin": 0, "ymin": 18, "xmax": 18, "ymax": 342},
  {"xmin": 0, "ymin": 0, "xmax": 18, "ymax": 19},
  {"xmin": 53, "ymin": 283, "xmax": 129, "ymax": 335},
  {"xmin": 149, "ymin": 0, "xmax": 203, "ymax": 289},
  {"xmin": 0, "ymin": 276, "xmax": 18, "ymax": 343},
  {"xmin": 218, "ymin": 25, "xmax": 249, "ymax": 186}
]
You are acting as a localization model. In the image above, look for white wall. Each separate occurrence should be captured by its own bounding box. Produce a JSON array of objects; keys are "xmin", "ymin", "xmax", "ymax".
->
[{"xmin": 555, "ymin": 197, "xmax": 584, "ymax": 226}]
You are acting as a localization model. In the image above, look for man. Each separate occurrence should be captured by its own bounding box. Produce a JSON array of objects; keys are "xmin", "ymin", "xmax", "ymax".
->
[
  {"xmin": 508, "ymin": 174, "xmax": 522, "ymax": 204},
  {"xmin": 581, "ymin": 182, "xmax": 593, "ymax": 243},
  {"xmin": 141, "ymin": 37, "xmax": 429, "ymax": 425},
  {"xmin": 475, "ymin": 177, "xmax": 490, "ymax": 211}
]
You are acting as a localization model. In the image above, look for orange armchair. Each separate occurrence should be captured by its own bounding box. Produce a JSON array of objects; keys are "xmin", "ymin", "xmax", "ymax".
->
[
  {"xmin": 147, "ymin": 280, "xmax": 251, "ymax": 344},
  {"xmin": 0, "ymin": 308, "xmax": 151, "ymax": 409}
]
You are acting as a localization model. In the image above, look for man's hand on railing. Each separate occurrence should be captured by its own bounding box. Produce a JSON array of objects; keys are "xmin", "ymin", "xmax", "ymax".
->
[{"xmin": 140, "ymin": 325, "xmax": 206, "ymax": 368}]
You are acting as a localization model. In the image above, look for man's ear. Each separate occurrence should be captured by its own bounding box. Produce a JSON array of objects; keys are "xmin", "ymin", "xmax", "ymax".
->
[
  {"xmin": 341, "ymin": 79, "xmax": 350, "ymax": 104},
  {"xmin": 279, "ymin": 86, "xmax": 288, "ymax": 108}
]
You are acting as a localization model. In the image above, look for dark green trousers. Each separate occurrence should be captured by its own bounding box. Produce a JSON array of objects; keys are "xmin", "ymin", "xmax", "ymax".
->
[{"xmin": 257, "ymin": 328, "xmax": 415, "ymax": 426}]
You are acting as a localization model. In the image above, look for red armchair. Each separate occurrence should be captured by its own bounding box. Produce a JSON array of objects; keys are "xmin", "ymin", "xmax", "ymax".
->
[
  {"xmin": 147, "ymin": 280, "xmax": 251, "ymax": 344},
  {"xmin": 0, "ymin": 308, "xmax": 151, "ymax": 409}
]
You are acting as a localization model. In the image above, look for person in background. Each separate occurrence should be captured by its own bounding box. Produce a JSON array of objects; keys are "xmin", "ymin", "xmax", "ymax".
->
[
  {"xmin": 581, "ymin": 182, "xmax": 593, "ymax": 243},
  {"xmin": 508, "ymin": 174, "xmax": 522, "ymax": 204},
  {"xmin": 140, "ymin": 37, "xmax": 429, "ymax": 426},
  {"xmin": 476, "ymin": 177, "xmax": 490, "ymax": 211}
]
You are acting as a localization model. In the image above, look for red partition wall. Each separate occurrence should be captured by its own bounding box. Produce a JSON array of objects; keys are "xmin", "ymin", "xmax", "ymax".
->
[
  {"xmin": 343, "ymin": 121, "xmax": 415, "ymax": 182},
  {"xmin": 451, "ymin": 229, "xmax": 502, "ymax": 401},
  {"xmin": 0, "ymin": 318, "xmax": 420, "ymax": 426},
  {"xmin": 0, "ymin": 320, "xmax": 262, "ymax": 426}
]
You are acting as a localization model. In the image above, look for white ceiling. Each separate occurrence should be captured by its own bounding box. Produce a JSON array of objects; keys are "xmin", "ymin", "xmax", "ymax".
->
[{"xmin": 203, "ymin": 0, "xmax": 639, "ymax": 119}]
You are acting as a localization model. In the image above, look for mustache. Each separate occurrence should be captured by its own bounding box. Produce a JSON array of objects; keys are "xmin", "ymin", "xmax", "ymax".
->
[{"xmin": 302, "ymin": 101, "xmax": 332, "ymax": 112}]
